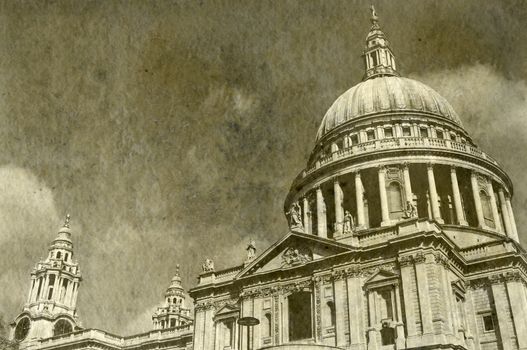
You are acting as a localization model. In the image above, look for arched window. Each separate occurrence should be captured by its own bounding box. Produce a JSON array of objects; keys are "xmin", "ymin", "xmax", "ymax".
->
[
  {"xmin": 263, "ymin": 313, "xmax": 272, "ymax": 338},
  {"xmin": 64, "ymin": 253, "xmax": 68, "ymax": 261},
  {"xmin": 53, "ymin": 319, "xmax": 73, "ymax": 336},
  {"xmin": 56, "ymin": 252, "xmax": 62, "ymax": 259},
  {"xmin": 480, "ymin": 190, "xmax": 494, "ymax": 227},
  {"xmin": 387, "ymin": 182, "xmax": 404, "ymax": 219}
]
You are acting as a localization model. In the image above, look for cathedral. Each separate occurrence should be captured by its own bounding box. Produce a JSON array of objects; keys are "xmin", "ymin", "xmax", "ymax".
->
[{"xmin": 8, "ymin": 7, "xmax": 527, "ymax": 350}]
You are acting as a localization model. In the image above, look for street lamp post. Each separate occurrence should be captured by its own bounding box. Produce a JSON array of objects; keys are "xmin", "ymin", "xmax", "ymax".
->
[{"xmin": 237, "ymin": 316, "xmax": 260, "ymax": 350}]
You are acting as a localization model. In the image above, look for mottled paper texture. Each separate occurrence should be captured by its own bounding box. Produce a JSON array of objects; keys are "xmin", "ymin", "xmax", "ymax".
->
[{"xmin": 1, "ymin": 0, "xmax": 526, "ymax": 336}]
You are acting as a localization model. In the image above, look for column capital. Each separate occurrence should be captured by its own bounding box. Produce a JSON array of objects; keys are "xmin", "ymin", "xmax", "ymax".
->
[
  {"xmin": 426, "ymin": 162, "xmax": 434, "ymax": 170},
  {"xmin": 332, "ymin": 176, "xmax": 340, "ymax": 184},
  {"xmin": 354, "ymin": 171, "xmax": 362, "ymax": 178},
  {"xmin": 377, "ymin": 165, "xmax": 386, "ymax": 172},
  {"xmin": 450, "ymin": 165, "xmax": 457, "ymax": 173}
]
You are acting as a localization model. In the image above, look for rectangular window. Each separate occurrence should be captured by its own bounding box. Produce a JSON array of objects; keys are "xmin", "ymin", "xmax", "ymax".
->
[
  {"xmin": 420, "ymin": 127, "xmax": 429, "ymax": 138},
  {"xmin": 483, "ymin": 314, "xmax": 495, "ymax": 331},
  {"xmin": 436, "ymin": 130, "xmax": 444, "ymax": 139},
  {"xmin": 384, "ymin": 127, "xmax": 393, "ymax": 138},
  {"xmin": 367, "ymin": 130, "xmax": 375, "ymax": 141},
  {"xmin": 351, "ymin": 134, "xmax": 359, "ymax": 145},
  {"xmin": 402, "ymin": 126, "xmax": 411, "ymax": 137}
]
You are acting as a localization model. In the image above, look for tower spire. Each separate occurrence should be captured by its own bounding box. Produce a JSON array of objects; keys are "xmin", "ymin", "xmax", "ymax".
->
[{"xmin": 362, "ymin": 6, "xmax": 398, "ymax": 80}]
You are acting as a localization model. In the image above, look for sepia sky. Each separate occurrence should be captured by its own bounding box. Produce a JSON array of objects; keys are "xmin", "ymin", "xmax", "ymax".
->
[{"xmin": 1, "ymin": 0, "xmax": 527, "ymax": 335}]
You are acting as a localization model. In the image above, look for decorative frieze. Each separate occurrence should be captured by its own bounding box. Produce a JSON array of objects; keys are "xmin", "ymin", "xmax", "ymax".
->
[
  {"xmin": 467, "ymin": 270, "xmax": 526, "ymax": 290},
  {"xmin": 240, "ymin": 279, "xmax": 312, "ymax": 298},
  {"xmin": 195, "ymin": 300, "xmax": 215, "ymax": 312}
]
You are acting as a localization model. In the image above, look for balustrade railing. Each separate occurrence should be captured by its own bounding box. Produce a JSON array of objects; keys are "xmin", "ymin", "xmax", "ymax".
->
[
  {"xmin": 304, "ymin": 136, "xmax": 499, "ymax": 177},
  {"xmin": 39, "ymin": 324, "xmax": 193, "ymax": 348}
]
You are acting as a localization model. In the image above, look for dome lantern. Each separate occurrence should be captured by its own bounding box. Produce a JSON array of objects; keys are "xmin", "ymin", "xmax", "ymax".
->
[{"xmin": 363, "ymin": 5, "xmax": 398, "ymax": 80}]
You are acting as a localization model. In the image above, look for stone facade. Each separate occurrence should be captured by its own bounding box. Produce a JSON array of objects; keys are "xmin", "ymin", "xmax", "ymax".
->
[{"xmin": 189, "ymin": 7, "xmax": 527, "ymax": 350}]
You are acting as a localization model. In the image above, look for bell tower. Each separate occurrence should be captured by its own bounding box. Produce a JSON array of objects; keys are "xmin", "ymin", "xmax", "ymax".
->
[
  {"xmin": 152, "ymin": 265, "xmax": 192, "ymax": 329},
  {"xmin": 10, "ymin": 215, "xmax": 82, "ymax": 347}
]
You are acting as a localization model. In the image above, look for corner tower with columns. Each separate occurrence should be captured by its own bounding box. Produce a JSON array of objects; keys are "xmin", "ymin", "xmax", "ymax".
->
[
  {"xmin": 190, "ymin": 7, "xmax": 527, "ymax": 350},
  {"xmin": 10, "ymin": 215, "xmax": 82, "ymax": 348},
  {"xmin": 152, "ymin": 265, "xmax": 193, "ymax": 330}
]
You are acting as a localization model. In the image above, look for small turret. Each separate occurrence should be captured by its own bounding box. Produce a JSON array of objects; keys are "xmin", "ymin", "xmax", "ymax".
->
[
  {"xmin": 362, "ymin": 5, "xmax": 398, "ymax": 80},
  {"xmin": 152, "ymin": 265, "xmax": 192, "ymax": 329}
]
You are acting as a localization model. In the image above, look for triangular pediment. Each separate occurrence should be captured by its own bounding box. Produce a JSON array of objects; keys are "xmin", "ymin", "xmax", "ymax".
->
[
  {"xmin": 215, "ymin": 303, "xmax": 239, "ymax": 316},
  {"xmin": 364, "ymin": 269, "xmax": 399, "ymax": 285},
  {"xmin": 236, "ymin": 231, "xmax": 353, "ymax": 279}
]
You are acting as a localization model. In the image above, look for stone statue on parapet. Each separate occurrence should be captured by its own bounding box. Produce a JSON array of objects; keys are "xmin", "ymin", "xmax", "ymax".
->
[
  {"xmin": 202, "ymin": 258, "xmax": 215, "ymax": 273},
  {"xmin": 343, "ymin": 210, "xmax": 355, "ymax": 234},
  {"xmin": 245, "ymin": 240, "xmax": 256, "ymax": 264},
  {"xmin": 404, "ymin": 200, "xmax": 418, "ymax": 218},
  {"xmin": 287, "ymin": 202, "xmax": 304, "ymax": 231}
]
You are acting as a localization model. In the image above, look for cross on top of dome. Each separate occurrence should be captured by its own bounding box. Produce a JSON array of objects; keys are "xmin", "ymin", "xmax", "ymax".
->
[
  {"xmin": 370, "ymin": 5, "xmax": 378, "ymax": 25},
  {"xmin": 363, "ymin": 6, "xmax": 398, "ymax": 80}
]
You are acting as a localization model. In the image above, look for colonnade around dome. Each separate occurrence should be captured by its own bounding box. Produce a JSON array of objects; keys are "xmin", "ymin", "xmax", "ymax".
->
[{"xmin": 287, "ymin": 160, "xmax": 518, "ymax": 243}]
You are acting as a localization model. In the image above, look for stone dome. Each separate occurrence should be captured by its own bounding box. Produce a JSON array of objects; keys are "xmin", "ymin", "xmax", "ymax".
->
[{"xmin": 316, "ymin": 76, "xmax": 463, "ymax": 142}]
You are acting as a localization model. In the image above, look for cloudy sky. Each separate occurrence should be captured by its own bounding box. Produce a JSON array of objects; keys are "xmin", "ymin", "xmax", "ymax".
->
[{"xmin": 1, "ymin": 0, "xmax": 527, "ymax": 335}]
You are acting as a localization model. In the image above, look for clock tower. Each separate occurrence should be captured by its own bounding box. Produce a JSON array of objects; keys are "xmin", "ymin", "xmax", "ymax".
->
[{"xmin": 10, "ymin": 215, "xmax": 82, "ymax": 349}]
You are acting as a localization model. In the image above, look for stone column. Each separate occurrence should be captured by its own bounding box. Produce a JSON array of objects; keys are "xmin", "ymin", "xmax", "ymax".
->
[
  {"xmin": 378, "ymin": 167, "xmax": 390, "ymax": 226},
  {"xmin": 334, "ymin": 179, "xmax": 344, "ymax": 235},
  {"xmin": 450, "ymin": 167, "xmax": 468, "ymax": 225},
  {"xmin": 403, "ymin": 163, "xmax": 413, "ymax": 203},
  {"xmin": 427, "ymin": 164, "xmax": 443, "ymax": 223},
  {"xmin": 72, "ymin": 283, "xmax": 80, "ymax": 306},
  {"xmin": 498, "ymin": 188, "xmax": 514, "ymax": 237},
  {"xmin": 487, "ymin": 181, "xmax": 502, "ymax": 232},
  {"xmin": 303, "ymin": 196, "xmax": 311, "ymax": 235},
  {"xmin": 52, "ymin": 274, "xmax": 60, "ymax": 300},
  {"xmin": 505, "ymin": 197, "xmax": 519, "ymax": 241},
  {"xmin": 27, "ymin": 277, "xmax": 36, "ymax": 304},
  {"xmin": 316, "ymin": 186, "xmax": 327, "ymax": 238},
  {"xmin": 355, "ymin": 172, "xmax": 366, "ymax": 228},
  {"xmin": 470, "ymin": 172, "xmax": 485, "ymax": 228},
  {"xmin": 41, "ymin": 275, "xmax": 50, "ymax": 299}
]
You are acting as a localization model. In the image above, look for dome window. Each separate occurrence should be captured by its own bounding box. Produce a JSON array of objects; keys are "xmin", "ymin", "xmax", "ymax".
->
[
  {"xmin": 366, "ymin": 130, "xmax": 376, "ymax": 141},
  {"xmin": 420, "ymin": 127, "xmax": 429, "ymax": 138},
  {"xmin": 436, "ymin": 130, "xmax": 444, "ymax": 139},
  {"xmin": 384, "ymin": 127, "xmax": 394, "ymax": 138},
  {"xmin": 402, "ymin": 126, "xmax": 411, "ymax": 137},
  {"xmin": 351, "ymin": 134, "xmax": 359, "ymax": 145},
  {"xmin": 57, "ymin": 252, "xmax": 62, "ymax": 259}
]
